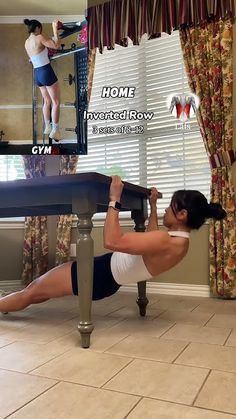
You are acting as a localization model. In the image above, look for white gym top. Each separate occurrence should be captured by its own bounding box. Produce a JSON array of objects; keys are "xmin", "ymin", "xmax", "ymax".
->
[
  {"xmin": 30, "ymin": 47, "xmax": 50, "ymax": 68},
  {"xmin": 110, "ymin": 230, "xmax": 190, "ymax": 286}
]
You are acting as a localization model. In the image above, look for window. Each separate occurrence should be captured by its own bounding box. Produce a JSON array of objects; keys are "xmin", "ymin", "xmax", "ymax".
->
[
  {"xmin": 0, "ymin": 156, "xmax": 25, "ymax": 181},
  {"xmin": 0, "ymin": 156, "xmax": 25, "ymax": 222},
  {"xmin": 78, "ymin": 31, "xmax": 211, "ymax": 215}
]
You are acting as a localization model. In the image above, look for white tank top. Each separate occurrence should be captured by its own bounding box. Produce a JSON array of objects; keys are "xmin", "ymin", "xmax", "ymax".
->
[
  {"xmin": 110, "ymin": 230, "xmax": 190, "ymax": 285},
  {"xmin": 30, "ymin": 48, "xmax": 49, "ymax": 68}
]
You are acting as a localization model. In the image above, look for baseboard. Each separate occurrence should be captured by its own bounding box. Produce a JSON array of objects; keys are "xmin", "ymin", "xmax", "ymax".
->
[
  {"xmin": 0, "ymin": 280, "xmax": 210, "ymax": 298},
  {"xmin": 0, "ymin": 281, "xmax": 23, "ymax": 292},
  {"xmin": 119, "ymin": 282, "xmax": 210, "ymax": 298}
]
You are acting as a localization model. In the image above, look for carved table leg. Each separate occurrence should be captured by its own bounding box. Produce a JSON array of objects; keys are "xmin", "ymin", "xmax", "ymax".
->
[
  {"xmin": 131, "ymin": 209, "xmax": 149, "ymax": 317},
  {"xmin": 137, "ymin": 281, "xmax": 149, "ymax": 317},
  {"xmin": 76, "ymin": 213, "xmax": 94, "ymax": 348}
]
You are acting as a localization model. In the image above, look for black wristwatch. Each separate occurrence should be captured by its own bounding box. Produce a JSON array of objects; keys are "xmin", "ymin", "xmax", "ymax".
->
[{"xmin": 108, "ymin": 201, "xmax": 121, "ymax": 211}]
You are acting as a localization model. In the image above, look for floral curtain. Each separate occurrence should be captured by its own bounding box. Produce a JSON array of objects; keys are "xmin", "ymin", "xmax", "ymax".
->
[
  {"xmin": 179, "ymin": 18, "xmax": 236, "ymax": 298},
  {"xmin": 21, "ymin": 156, "xmax": 48, "ymax": 284},
  {"xmin": 55, "ymin": 156, "xmax": 79, "ymax": 265},
  {"xmin": 55, "ymin": 48, "xmax": 97, "ymax": 265}
]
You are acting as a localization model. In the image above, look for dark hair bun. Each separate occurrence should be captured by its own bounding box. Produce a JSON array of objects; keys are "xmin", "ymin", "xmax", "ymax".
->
[
  {"xmin": 23, "ymin": 19, "xmax": 42, "ymax": 33},
  {"xmin": 207, "ymin": 202, "xmax": 227, "ymax": 220}
]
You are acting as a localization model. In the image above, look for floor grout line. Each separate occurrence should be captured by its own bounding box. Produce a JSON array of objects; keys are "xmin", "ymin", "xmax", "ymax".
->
[
  {"xmin": 191, "ymin": 369, "xmax": 212, "ymax": 406},
  {"xmin": 27, "ymin": 347, "xmax": 74, "ymax": 374},
  {"xmin": 173, "ymin": 360, "xmax": 236, "ymax": 375},
  {"xmin": 131, "ymin": 394, "xmax": 236, "ymax": 417},
  {"xmin": 202, "ymin": 312, "xmax": 216, "ymax": 326},
  {"xmin": 100, "ymin": 358, "xmax": 135, "ymax": 389},
  {"xmin": 3, "ymin": 381, "xmax": 60, "ymax": 418},
  {"xmin": 103, "ymin": 334, "xmax": 131, "ymax": 353},
  {"xmin": 123, "ymin": 397, "xmax": 143, "ymax": 418},
  {"xmin": 223, "ymin": 328, "xmax": 234, "ymax": 346},
  {"xmin": 157, "ymin": 322, "xmax": 177, "ymax": 338},
  {"xmin": 171, "ymin": 341, "xmax": 191, "ymax": 364},
  {"xmin": 190, "ymin": 304, "xmax": 201, "ymax": 312}
]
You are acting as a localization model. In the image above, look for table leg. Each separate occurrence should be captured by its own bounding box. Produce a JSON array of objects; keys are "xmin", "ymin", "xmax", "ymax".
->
[
  {"xmin": 137, "ymin": 281, "xmax": 149, "ymax": 317},
  {"xmin": 131, "ymin": 210, "xmax": 149, "ymax": 316},
  {"xmin": 76, "ymin": 213, "xmax": 94, "ymax": 348}
]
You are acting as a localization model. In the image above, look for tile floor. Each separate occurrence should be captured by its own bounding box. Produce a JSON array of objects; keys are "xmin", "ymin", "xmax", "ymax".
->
[{"xmin": 1, "ymin": 291, "xmax": 236, "ymax": 418}]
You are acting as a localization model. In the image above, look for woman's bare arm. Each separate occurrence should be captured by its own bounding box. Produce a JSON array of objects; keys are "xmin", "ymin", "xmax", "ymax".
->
[
  {"xmin": 51, "ymin": 21, "xmax": 60, "ymax": 48},
  {"xmin": 38, "ymin": 34, "xmax": 59, "ymax": 49},
  {"xmin": 147, "ymin": 187, "xmax": 159, "ymax": 231},
  {"xmin": 104, "ymin": 207, "xmax": 168, "ymax": 254},
  {"xmin": 39, "ymin": 22, "xmax": 60, "ymax": 50},
  {"xmin": 103, "ymin": 176, "xmax": 168, "ymax": 254}
]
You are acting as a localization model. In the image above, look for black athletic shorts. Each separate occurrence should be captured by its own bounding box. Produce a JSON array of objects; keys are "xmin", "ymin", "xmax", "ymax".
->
[
  {"xmin": 71, "ymin": 253, "xmax": 121, "ymax": 301},
  {"xmin": 35, "ymin": 63, "xmax": 58, "ymax": 87}
]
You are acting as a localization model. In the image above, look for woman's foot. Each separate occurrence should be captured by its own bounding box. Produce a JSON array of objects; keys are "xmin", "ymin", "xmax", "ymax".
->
[
  {"xmin": 0, "ymin": 290, "xmax": 8, "ymax": 314},
  {"xmin": 49, "ymin": 128, "xmax": 61, "ymax": 141},
  {"xmin": 44, "ymin": 122, "xmax": 52, "ymax": 135}
]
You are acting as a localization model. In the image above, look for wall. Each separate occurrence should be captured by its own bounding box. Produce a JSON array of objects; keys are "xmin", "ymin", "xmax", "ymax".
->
[
  {"xmin": 1, "ymin": 1, "xmax": 86, "ymax": 16},
  {"xmin": 88, "ymin": 0, "xmax": 110, "ymax": 6},
  {"xmin": 0, "ymin": 25, "xmax": 31, "ymax": 141},
  {"xmin": 0, "ymin": 227, "xmax": 24, "ymax": 281},
  {"xmin": 71, "ymin": 223, "xmax": 210, "ymax": 285}
]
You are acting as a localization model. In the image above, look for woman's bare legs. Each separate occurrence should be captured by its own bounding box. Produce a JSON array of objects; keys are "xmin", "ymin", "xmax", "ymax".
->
[
  {"xmin": 46, "ymin": 81, "xmax": 60, "ymax": 125},
  {"xmin": 0, "ymin": 262, "xmax": 73, "ymax": 313},
  {"xmin": 39, "ymin": 86, "xmax": 52, "ymax": 126}
]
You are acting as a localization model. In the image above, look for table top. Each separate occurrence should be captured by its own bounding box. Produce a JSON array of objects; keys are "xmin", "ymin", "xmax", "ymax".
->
[
  {"xmin": 0, "ymin": 172, "xmax": 149, "ymax": 194},
  {"xmin": 0, "ymin": 172, "xmax": 162, "ymax": 217}
]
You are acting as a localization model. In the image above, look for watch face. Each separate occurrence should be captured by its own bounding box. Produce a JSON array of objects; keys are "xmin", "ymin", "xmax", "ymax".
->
[{"xmin": 115, "ymin": 201, "xmax": 121, "ymax": 210}]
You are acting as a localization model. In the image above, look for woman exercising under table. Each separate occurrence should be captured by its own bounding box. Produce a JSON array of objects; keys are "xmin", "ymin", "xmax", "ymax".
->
[
  {"xmin": 24, "ymin": 19, "xmax": 61, "ymax": 141},
  {"xmin": 0, "ymin": 176, "xmax": 226, "ymax": 314}
]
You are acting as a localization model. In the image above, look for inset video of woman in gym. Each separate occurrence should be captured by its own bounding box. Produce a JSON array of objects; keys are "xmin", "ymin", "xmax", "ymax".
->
[{"xmin": 24, "ymin": 19, "xmax": 61, "ymax": 141}]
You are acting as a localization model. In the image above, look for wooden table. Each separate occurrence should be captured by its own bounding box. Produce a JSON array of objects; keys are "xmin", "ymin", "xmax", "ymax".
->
[{"xmin": 0, "ymin": 172, "xmax": 161, "ymax": 348}]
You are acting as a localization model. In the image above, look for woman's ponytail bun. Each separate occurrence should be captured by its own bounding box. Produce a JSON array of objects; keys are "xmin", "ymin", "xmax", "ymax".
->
[
  {"xmin": 206, "ymin": 202, "xmax": 227, "ymax": 220},
  {"xmin": 24, "ymin": 19, "xmax": 30, "ymax": 26},
  {"xmin": 23, "ymin": 19, "xmax": 42, "ymax": 33}
]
